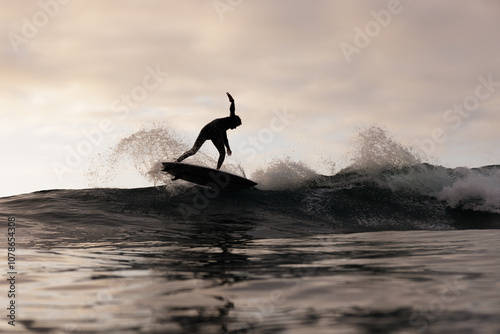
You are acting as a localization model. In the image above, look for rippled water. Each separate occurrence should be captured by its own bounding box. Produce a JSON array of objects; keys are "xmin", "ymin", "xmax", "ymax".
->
[{"xmin": 2, "ymin": 211, "xmax": 499, "ymax": 333}]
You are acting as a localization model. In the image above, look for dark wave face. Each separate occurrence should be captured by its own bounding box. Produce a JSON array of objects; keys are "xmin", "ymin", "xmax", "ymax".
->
[{"xmin": 3, "ymin": 163, "xmax": 499, "ymax": 236}]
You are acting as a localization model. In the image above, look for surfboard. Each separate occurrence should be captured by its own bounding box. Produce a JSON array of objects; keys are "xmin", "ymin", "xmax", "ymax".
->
[{"xmin": 161, "ymin": 162, "xmax": 257, "ymax": 190}]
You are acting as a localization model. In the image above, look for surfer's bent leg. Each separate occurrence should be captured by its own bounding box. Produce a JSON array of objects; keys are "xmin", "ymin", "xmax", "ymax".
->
[
  {"xmin": 176, "ymin": 134, "xmax": 206, "ymax": 163},
  {"xmin": 212, "ymin": 137, "xmax": 226, "ymax": 170}
]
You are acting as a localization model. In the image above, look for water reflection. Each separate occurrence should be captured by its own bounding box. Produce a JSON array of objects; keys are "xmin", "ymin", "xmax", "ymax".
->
[{"xmin": 3, "ymin": 212, "xmax": 500, "ymax": 333}]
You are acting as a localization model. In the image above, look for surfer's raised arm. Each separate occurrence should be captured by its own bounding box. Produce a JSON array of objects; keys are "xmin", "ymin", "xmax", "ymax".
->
[{"xmin": 226, "ymin": 92, "xmax": 235, "ymax": 116}]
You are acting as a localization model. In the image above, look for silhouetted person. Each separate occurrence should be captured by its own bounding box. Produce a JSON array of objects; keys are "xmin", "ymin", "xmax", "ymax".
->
[{"xmin": 176, "ymin": 92, "xmax": 242, "ymax": 169}]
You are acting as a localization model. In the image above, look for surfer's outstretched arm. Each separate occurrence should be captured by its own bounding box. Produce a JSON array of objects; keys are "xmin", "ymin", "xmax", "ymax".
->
[{"xmin": 226, "ymin": 92, "xmax": 235, "ymax": 116}]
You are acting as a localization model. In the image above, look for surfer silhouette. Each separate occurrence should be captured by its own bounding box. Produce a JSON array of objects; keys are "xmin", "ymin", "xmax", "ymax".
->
[{"xmin": 176, "ymin": 92, "xmax": 242, "ymax": 169}]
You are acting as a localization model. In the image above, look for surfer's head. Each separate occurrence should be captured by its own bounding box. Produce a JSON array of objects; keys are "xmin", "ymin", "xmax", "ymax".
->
[{"xmin": 229, "ymin": 115, "xmax": 242, "ymax": 129}]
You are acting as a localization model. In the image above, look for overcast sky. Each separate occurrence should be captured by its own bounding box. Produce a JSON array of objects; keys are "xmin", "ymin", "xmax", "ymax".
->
[{"xmin": 1, "ymin": 0, "xmax": 499, "ymax": 197}]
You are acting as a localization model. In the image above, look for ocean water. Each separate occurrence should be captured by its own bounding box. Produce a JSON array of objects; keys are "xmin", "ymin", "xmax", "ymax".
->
[{"xmin": 1, "ymin": 127, "xmax": 500, "ymax": 333}]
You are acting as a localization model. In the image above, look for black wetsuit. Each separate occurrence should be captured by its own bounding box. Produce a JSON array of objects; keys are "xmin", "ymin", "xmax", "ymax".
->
[{"xmin": 176, "ymin": 94, "xmax": 241, "ymax": 169}]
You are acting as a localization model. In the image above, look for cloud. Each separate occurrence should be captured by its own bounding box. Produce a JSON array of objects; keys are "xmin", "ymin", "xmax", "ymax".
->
[{"xmin": 1, "ymin": 0, "xmax": 499, "ymax": 196}]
